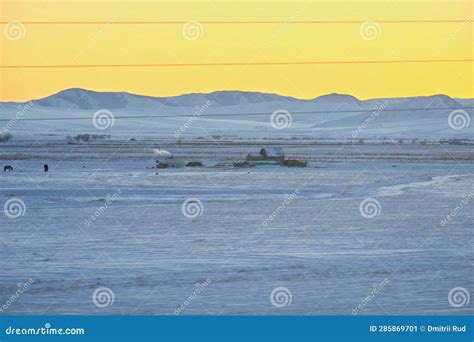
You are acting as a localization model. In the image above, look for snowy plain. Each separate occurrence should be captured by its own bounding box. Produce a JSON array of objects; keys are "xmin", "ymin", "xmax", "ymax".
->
[
  {"xmin": 0, "ymin": 142, "xmax": 472, "ymax": 315},
  {"xmin": 0, "ymin": 89, "xmax": 472, "ymax": 315}
]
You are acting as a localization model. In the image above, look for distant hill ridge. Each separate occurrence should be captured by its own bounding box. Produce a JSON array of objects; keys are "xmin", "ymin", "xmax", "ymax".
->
[{"xmin": 2, "ymin": 88, "xmax": 470, "ymax": 110}]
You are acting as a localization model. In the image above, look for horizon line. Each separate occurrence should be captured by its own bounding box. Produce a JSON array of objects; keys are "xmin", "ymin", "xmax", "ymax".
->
[{"xmin": 2, "ymin": 87, "xmax": 474, "ymax": 104}]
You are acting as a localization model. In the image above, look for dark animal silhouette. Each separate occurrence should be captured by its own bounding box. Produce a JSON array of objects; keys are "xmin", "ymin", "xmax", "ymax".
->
[
  {"xmin": 44, "ymin": 164, "xmax": 49, "ymax": 172},
  {"xmin": 4, "ymin": 165, "xmax": 13, "ymax": 172}
]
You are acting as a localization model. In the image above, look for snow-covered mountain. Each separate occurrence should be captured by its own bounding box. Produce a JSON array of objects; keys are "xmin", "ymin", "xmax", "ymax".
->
[
  {"xmin": 7, "ymin": 88, "xmax": 302, "ymax": 110},
  {"xmin": 0, "ymin": 88, "xmax": 472, "ymax": 140}
]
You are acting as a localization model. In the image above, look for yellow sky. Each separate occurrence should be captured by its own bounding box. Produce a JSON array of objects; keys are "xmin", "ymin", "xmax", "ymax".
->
[{"xmin": 0, "ymin": 0, "xmax": 473, "ymax": 101}]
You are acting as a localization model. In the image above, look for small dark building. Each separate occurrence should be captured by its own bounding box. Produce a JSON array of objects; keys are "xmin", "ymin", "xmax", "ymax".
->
[
  {"xmin": 246, "ymin": 147, "xmax": 285, "ymax": 162},
  {"xmin": 283, "ymin": 159, "xmax": 307, "ymax": 167}
]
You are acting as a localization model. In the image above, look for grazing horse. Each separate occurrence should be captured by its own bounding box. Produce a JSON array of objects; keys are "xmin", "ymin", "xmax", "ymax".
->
[{"xmin": 4, "ymin": 165, "xmax": 13, "ymax": 172}]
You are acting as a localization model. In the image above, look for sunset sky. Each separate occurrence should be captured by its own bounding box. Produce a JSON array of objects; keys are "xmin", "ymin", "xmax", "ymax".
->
[{"xmin": 1, "ymin": 0, "xmax": 473, "ymax": 102}]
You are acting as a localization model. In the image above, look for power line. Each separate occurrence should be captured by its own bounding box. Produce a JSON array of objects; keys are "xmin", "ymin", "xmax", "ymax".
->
[
  {"xmin": 1, "ymin": 59, "xmax": 472, "ymax": 69},
  {"xmin": 1, "ymin": 106, "xmax": 472, "ymax": 122},
  {"xmin": 1, "ymin": 19, "xmax": 472, "ymax": 25}
]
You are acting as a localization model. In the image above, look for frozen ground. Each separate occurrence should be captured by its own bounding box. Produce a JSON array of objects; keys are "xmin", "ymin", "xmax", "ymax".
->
[{"xmin": 0, "ymin": 142, "xmax": 473, "ymax": 315}]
